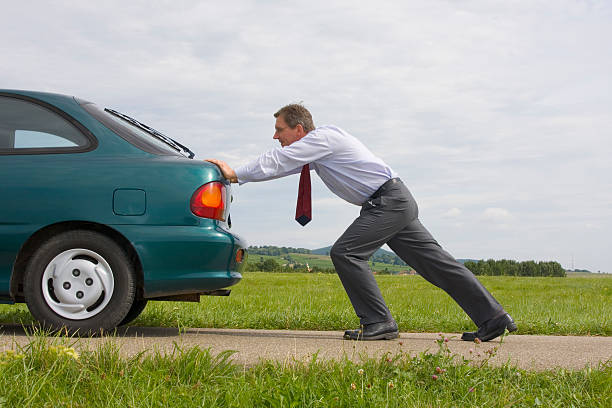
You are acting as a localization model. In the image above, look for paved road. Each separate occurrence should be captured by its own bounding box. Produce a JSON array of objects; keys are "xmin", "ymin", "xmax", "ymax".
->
[{"xmin": 1, "ymin": 325, "xmax": 610, "ymax": 371}]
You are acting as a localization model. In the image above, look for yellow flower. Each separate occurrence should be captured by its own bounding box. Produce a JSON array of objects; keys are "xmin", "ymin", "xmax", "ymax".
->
[
  {"xmin": 49, "ymin": 345, "xmax": 80, "ymax": 360},
  {"xmin": 1, "ymin": 349, "xmax": 25, "ymax": 362}
]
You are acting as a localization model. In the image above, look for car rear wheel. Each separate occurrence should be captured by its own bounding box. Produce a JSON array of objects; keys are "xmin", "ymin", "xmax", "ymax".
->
[{"xmin": 24, "ymin": 230, "xmax": 135, "ymax": 335}]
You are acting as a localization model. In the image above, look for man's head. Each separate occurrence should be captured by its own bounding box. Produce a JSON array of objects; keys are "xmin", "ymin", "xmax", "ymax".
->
[{"xmin": 273, "ymin": 104, "xmax": 315, "ymax": 147}]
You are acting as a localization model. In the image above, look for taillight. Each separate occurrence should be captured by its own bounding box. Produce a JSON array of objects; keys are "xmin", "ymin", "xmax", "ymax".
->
[
  {"xmin": 190, "ymin": 182, "xmax": 226, "ymax": 220},
  {"xmin": 235, "ymin": 249, "xmax": 245, "ymax": 263}
]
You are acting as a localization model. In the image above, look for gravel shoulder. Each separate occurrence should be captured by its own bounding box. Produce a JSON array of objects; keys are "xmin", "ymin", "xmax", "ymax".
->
[{"xmin": 1, "ymin": 325, "xmax": 610, "ymax": 371}]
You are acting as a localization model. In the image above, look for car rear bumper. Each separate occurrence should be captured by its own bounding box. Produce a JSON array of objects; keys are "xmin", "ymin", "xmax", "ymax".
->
[{"xmin": 112, "ymin": 223, "xmax": 247, "ymax": 298}]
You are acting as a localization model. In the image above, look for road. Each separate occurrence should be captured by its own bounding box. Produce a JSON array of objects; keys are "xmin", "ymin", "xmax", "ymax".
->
[{"xmin": 1, "ymin": 325, "xmax": 610, "ymax": 371}]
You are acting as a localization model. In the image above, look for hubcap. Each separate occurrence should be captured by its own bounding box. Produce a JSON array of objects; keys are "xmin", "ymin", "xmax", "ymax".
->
[{"xmin": 41, "ymin": 248, "xmax": 114, "ymax": 320}]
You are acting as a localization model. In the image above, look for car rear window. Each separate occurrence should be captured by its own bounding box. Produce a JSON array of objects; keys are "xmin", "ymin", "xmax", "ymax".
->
[
  {"xmin": 0, "ymin": 95, "xmax": 93, "ymax": 154},
  {"xmin": 80, "ymin": 101, "xmax": 190, "ymax": 157}
]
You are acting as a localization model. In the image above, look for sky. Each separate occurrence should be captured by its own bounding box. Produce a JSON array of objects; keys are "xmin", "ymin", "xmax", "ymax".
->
[{"xmin": 2, "ymin": 1, "xmax": 611, "ymax": 273}]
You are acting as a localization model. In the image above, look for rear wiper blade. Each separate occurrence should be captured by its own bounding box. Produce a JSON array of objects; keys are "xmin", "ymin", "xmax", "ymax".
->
[{"xmin": 105, "ymin": 108, "xmax": 195, "ymax": 158}]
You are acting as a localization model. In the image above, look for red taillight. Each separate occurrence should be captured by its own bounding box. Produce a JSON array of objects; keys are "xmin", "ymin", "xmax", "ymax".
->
[
  {"xmin": 235, "ymin": 249, "xmax": 245, "ymax": 263},
  {"xmin": 190, "ymin": 182, "xmax": 226, "ymax": 220}
]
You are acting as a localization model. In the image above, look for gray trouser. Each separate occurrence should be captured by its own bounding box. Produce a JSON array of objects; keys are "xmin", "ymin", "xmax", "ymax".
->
[{"xmin": 330, "ymin": 179, "xmax": 503, "ymax": 326}]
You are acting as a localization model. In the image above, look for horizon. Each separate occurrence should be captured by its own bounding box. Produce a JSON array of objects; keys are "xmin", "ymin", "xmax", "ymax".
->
[{"xmin": 247, "ymin": 244, "xmax": 606, "ymax": 273}]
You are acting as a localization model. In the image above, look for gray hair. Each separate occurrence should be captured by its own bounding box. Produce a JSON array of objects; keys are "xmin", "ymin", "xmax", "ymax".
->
[{"xmin": 274, "ymin": 103, "xmax": 315, "ymax": 133}]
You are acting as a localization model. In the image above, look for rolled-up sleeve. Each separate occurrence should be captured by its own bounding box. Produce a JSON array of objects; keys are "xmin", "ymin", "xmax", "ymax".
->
[{"xmin": 234, "ymin": 130, "xmax": 331, "ymax": 184}]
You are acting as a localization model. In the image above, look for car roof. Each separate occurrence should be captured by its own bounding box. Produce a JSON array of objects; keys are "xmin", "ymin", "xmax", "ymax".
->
[{"xmin": 0, "ymin": 88, "xmax": 72, "ymax": 98}]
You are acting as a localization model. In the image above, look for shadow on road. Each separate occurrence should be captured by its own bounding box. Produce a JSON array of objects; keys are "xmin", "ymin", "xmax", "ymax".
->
[
  {"xmin": 0, "ymin": 324, "xmax": 340, "ymax": 340},
  {"xmin": 0, "ymin": 324, "xmax": 181, "ymax": 338}
]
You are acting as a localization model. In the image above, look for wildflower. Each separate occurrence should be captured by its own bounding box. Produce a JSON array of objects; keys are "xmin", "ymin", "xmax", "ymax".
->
[
  {"xmin": 432, "ymin": 375, "xmax": 438, "ymax": 380},
  {"xmin": 388, "ymin": 381, "xmax": 395, "ymax": 388},
  {"xmin": 435, "ymin": 366, "xmax": 443, "ymax": 374},
  {"xmin": 474, "ymin": 338, "xmax": 482, "ymax": 344},
  {"xmin": 444, "ymin": 337, "xmax": 449, "ymax": 343},
  {"xmin": 350, "ymin": 383, "xmax": 357, "ymax": 390},
  {"xmin": 469, "ymin": 348, "xmax": 474, "ymax": 354},
  {"xmin": 1, "ymin": 350, "xmax": 25, "ymax": 363},
  {"xmin": 399, "ymin": 341, "xmax": 403, "ymax": 346},
  {"xmin": 469, "ymin": 387, "xmax": 475, "ymax": 393},
  {"xmin": 358, "ymin": 368, "xmax": 364, "ymax": 375},
  {"xmin": 49, "ymin": 345, "xmax": 79, "ymax": 360},
  {"xmin": 366, "ymin": 384, "xmax": 372, "ymax": 389},
  {"xmin": 386, "ymin": 357, "xmax": 392, "ymax": 363}
]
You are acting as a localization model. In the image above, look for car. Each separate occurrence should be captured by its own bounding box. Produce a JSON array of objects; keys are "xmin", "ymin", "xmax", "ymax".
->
[{"xmin": 0, "ymin": 89, "xmax": 247, "ymax": 334}]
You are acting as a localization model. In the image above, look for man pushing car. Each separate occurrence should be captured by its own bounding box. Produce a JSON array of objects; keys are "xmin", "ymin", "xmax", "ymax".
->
[{"xmin": 206, "ymin": 104, "xmax": 516, "ymax": 342}]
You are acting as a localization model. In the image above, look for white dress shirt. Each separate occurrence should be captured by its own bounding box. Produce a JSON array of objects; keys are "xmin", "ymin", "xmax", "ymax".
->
[{"xmin": 234, "ymin": 125, "xmax": 397, "ymax": 206}]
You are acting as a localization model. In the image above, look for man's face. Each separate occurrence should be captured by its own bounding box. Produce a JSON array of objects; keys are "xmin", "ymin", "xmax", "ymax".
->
[{"xmin": 273, "ymin": 116, "xmax": 304, "ymax": 147}]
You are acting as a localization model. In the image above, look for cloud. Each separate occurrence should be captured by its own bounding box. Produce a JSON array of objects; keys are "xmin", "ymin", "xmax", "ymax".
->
[
  {"xmin": 442, "ymin": 208, "xmax": 462, "ymax": 218},
  {"xmin": 483, "ymin": 208, "xmax": 511, "ymax": 221}
]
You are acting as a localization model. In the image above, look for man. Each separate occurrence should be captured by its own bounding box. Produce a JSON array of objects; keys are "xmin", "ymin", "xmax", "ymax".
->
[{"xmin": 206, "ymin": 104, "xmax": 517, "ymax": 342}]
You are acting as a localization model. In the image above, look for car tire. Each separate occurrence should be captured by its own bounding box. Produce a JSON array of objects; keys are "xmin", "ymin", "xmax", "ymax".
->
[
  {"xmin": 23, "ymin": 230, "xmax": 136, "ymax": 335},
  {"xmin": 118, "ymin": 298, "xmax": 148, "ymax": 326}
]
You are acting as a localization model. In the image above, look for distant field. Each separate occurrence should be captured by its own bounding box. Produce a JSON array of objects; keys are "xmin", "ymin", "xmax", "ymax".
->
[
  {"xmin": 1, "ymin": 273, "xmax": 609, "ymax": 335},
  {"xmin": 566, "ymin": 271, "xmax": 604, "ymax": 277},
  {"xmin": 252, "ymin": 252, "xmax": 411, "ymax": 273}
]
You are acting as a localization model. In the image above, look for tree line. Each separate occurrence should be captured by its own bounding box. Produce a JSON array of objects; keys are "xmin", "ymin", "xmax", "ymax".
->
[
  {"xmin": 246, "ymin": 246, "xmax": 566, "ymax": 277},
  {"xmin": 248, "ymin": 246, "xmax": 311, "ymax": 256},
  {"xmin": 463, "ymin": 259, "xmax": 566, "ymax": 277},
  {"xmin": 244, "ymin": 257, "xmax": 335, "ymax": 273}
]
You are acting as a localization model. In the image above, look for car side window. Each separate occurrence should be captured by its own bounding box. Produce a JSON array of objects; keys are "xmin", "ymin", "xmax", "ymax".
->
[{"xmin": 0, "ymin": 96, "xmax": 91, "ymax": 153}]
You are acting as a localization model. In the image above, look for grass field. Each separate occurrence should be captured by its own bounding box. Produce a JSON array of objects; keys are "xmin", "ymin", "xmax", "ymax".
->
[
  {"xmin": 1, "ymin": 274, "xmax": 611, "ymax": 406},
  {"xmin": 1, "ymin": 336, "xmax": 610, "ymax": 407},
  {"xmin": 1, "ymin": 273, "xmax": 610, "ymax": 335}
]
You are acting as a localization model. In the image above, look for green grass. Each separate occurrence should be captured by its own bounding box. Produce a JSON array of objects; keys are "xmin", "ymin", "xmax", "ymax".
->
[
  {"xmin": 1, "ymin": 273, "xmax": 610, "ymax": 335},
  {"xmin": 1, "ymin": 335, "xmax": 610, "ymax": 407}
]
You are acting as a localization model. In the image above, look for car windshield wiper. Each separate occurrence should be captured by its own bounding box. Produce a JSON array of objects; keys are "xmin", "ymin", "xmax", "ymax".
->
[{"xmin": 104, "ymin": 108, "xmax": 195, "ymax": 158}]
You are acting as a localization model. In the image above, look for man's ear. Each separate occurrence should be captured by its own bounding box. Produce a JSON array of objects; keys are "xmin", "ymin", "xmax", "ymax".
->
[{"xmin": 296, "ymin": 124, "xmax": 306, "ymax": 137}]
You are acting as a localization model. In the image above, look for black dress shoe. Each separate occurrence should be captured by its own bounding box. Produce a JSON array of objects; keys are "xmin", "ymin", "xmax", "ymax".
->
[
  {"xmin": 461, "ymin": 313, "xmax": 517, "ymax": 342},
  {"xmin": 344, "ymin": 320, "xmax": 399, "ymax": 341}
]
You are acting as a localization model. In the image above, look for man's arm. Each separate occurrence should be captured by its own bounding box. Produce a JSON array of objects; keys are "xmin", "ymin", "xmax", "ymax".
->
[
  {"xmin": 205, "ymin": 159, "xmax": 238, "ymax": 183},
  {"xmin": 207, "ymin": 129, "xmax": 330, "ymax": 184}
]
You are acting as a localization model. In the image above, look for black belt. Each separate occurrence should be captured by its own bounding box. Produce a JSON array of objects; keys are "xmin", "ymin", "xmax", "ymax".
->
[{"xmin": 369, "ymin": 177, "xmax": 401, "ymax": 200}]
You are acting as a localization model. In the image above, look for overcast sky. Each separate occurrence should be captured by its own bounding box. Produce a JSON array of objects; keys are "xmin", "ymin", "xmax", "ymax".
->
[{"xmin": 2, "ymin": 1, "xmax": 611, "ymax": 272}]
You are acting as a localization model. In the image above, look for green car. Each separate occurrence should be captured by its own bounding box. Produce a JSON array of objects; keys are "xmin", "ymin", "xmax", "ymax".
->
[{"xmin": 0, "ymin": 90, "xmax": 247, "ymax": 334}]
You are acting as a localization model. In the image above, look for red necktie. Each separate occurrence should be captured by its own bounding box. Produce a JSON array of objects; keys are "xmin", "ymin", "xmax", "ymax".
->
[{"xmin": 295, "ymin": 164, "xmax": 311, "ymax": 226}]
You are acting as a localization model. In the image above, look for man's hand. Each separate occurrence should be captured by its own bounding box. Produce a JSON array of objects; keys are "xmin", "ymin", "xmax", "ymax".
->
[{"xmin": 205, "ymin": 159, "xmax": 238, "ymax": 183}]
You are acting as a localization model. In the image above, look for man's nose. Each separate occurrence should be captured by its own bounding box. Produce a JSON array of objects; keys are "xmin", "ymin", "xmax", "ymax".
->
[{"xmin": 273, "ymin": 133, "xmax": 279, "ymax": 139}]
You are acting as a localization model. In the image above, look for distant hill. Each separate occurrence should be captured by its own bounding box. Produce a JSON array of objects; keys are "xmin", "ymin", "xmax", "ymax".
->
[
  {"xmin": 457, "ymin": 259, "xmax": 480, "ymax": 264},
  {"xmin": 313, "ymin": 245, "xmax": 478, "ymax": 265},
  {"xmin": 312, "ymin": 245, "xmax": 396, "ymax": 258}
]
